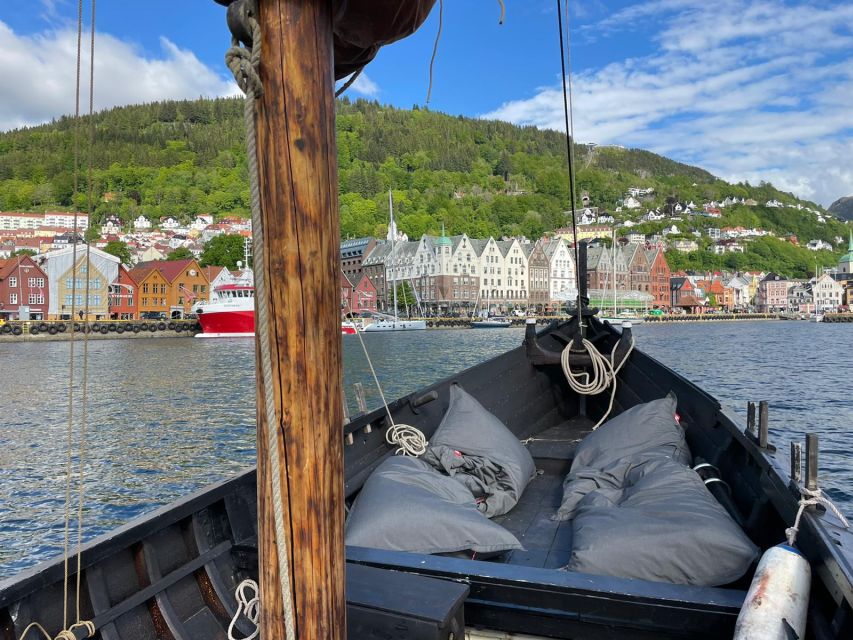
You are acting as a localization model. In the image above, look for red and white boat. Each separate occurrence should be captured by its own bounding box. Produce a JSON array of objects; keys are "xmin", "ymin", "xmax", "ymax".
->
[
  {"xmin": 194, "ymin": 283, "xmax": 255, "ymax": 338},
  {"xmin": 341, "ymin": 321, "xmax": 359, "ymax": 335}
]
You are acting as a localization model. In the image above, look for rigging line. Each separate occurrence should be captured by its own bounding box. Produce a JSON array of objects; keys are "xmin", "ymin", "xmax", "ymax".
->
[
  {"xmin": 556, "ymin": 0, "xmax": 582, "ymax": 328},
  {"xmin": 334, "ymin": 67, "xmax": 363, "ymax": 98},
  {"xmin": 62, "ymin": 0, "xmax": 85, "ymax": 630},
  {"xmin": 76, "ymin": 0, "xmax": 96, "ymax": 624},
  {"xmin": 425, "ymin": 0, "xmax": 443, "ymax": 105},
  {"xmin": 340, "ymin": 271, "xmax": 427, "ymax": 457}
]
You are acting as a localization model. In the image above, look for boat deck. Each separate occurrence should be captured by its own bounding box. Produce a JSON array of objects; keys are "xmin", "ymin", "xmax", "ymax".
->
[{"xmin": 488, "ymin": 417, "xmax": 592, "ymax": 569}]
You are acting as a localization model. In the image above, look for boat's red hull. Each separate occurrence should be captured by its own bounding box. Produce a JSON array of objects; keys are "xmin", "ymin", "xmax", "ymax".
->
[{"xmin": 196, "ymin": 309, "xmax": 255, "ymax": 337}]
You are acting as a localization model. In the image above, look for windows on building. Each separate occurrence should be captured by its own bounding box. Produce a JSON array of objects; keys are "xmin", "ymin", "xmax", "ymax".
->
[
  {"xmin": 9, "ymin": 276, "xmax": 16, "ymax": 288},
  {"xmin": 29, "ymin": 293, "xmax": 45, "ymax": 305},
  {"xmin": 9, "ymin": 293, "xmax": 18, "ymax": 305}
]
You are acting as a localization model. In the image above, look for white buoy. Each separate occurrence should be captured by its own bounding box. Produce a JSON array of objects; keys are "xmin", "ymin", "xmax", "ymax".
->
[{"xmin": 734, "ymin": 544, "xmax": 811, "ymax": 640}]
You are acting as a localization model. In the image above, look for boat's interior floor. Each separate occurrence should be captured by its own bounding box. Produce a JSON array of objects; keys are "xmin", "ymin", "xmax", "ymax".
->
[{"xmin": 486, "ymin": 416, "xmax": 592, "ymax": 569}]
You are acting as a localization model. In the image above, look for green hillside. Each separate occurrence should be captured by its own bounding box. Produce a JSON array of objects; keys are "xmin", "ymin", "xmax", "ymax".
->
[{"xmin": 0, "ymin": 96, "xmax": 848, "ymax": 277}]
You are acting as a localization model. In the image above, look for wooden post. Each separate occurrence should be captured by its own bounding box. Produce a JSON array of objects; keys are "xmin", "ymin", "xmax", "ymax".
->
[{"xmin": 254, "ymin": 0, "xmax": 345, "ymax": 638}]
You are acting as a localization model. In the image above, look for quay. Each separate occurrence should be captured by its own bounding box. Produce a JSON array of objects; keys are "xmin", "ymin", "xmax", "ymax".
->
[
  {"xmin": 418, "ymin": 313, "xmax": 783, "ymax": 328},
  {"xmin": 0, "ymin": 319, "xmax": 201, "ymax": 341}
]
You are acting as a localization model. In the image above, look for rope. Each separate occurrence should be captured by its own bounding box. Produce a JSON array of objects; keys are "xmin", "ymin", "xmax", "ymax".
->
[
  {"xmin": 556, "ymin": 0, "xmax": 583, "ymax": 329},
  {"xmin": 19, "ymin": 620, "xmax": 95, "ymax": 640},
  {"xmin": 561, "ymin": 335, "xmax": 634, "ymax": 429},
  {"xmin": 225, "ymin": 12, "xmax": 296, "ymax": 640},
  {"xmin": 785, "ymin": 486, "xmax": 850, "ymax": 546},
  {"xmin": 227, "ymin": 579, "xmax": 260, "ymax": 640},
  {"xmin": 342, "ymin": 270, "xmax": 427, "ymax": 457},
  {"xmin": 425, "ymin": 0, "xmax": 443, "ymax": 105},
  {"xmin": 334, "ymin": 67, "xmax": 363, "ymax": 98}
]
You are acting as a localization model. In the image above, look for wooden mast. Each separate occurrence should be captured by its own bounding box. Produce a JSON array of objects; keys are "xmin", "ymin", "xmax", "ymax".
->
[{"xmin": 254, "ymin": 0, "xmax": 345, "ymax": 638}]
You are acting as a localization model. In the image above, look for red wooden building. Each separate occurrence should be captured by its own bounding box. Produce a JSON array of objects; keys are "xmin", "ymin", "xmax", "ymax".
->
[
  {"xmin": 352, "ymin": 274, "xmax": 378, "ymax": 315},
  {"xmin": 0, "ymin": 255, "xmax": 49, "ymax": 320},
  {"xmin": 109, "ymin": 265, "xmax": 139, "ymax": 319}
]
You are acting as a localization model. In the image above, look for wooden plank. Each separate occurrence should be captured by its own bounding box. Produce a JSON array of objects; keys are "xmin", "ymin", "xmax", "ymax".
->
[{"xmin": 254, "ymin": 0, "xmax": 345, "ymax": 638}]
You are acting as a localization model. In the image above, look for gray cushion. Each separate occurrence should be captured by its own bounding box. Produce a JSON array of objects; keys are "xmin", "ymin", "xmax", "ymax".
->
[
  {"xmin": 422, "ymin": 384, "xmax": 536, "ymax": 517},
  {"xmin": 563, "ymin": 456, "xmax": 759, "ymax": 586},
  {"xmin": 345, "ymin": 456, "xmax": 522, "ymax": 555},
  {"xmin": 570, "ymin": 392, "xmax": 690, "ymax": 472}
]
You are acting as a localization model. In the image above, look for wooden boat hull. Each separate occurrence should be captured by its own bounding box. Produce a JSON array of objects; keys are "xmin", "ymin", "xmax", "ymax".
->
[{"xmin": 2, "ymin": 318, "xmax": 852, "ymax": 639}]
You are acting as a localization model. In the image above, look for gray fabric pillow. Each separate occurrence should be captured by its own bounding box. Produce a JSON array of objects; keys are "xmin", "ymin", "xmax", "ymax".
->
[
  {"xmin": 345, "ymin": 456, "xmax": 522, "ymax": 555},
  {"xmin": 570, "ymin": 392, "xmax": 690, "ymax": 472},
  {"xmin": 563, "ymin": 456, "xmax": 759, "ymax": 586},
  {"xmin": 421, "ymin": 384, "xmax": 536, "ymax": 518}
]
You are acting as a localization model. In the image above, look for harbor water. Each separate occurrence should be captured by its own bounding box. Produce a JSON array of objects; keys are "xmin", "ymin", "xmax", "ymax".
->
[{"xmin": 0, "ymin": 321, "xmax": 851, "ymax": 579}]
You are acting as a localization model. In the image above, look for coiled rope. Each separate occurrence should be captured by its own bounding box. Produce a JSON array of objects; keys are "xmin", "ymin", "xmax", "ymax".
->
[
  {"xmin": 561, "ymin": 334, "xmax": 634, "ymax": 429},
  {"xmin": 225, "ymin": 10, "xmax": 296, "ymax": 640},
  {"xmin": 785, "ymin": 486, "xmax": 850, "ymax": 546},
  {"xmin": 227, "ymin": 579, "xmax": 260, "ymax": 640}
]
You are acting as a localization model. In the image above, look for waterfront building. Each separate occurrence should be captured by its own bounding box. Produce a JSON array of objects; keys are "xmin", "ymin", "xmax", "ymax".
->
[
  {"xmin": 541, "ymin": 237, "xmax": 576, "ymax": 310},
  {"xmin": 340, "ymin": 237, "xmax": 377, "ymax": 285},
  {"xmin": 130, "ymin": 258, "xmax": 210, "ymax": 318},
  {"xmin": 478, "ymin": 237, "xmax": 506, "ymax": 312},
  {"xmin": 351, "ymin": 274, "xmax": 378, "ymax": 315},
  {"xmin": 624, "ymin": 243, "xmax": 651, "ymax": 296},
  {"xmin": 524, "ymin": 240, "xmax": 550, "ymax": 312},
  {"xmin": 36, "ymin": 245, "xmax": 118, "ymax": 320},
  {"xmin": 811, "ymin": 273, "xmax": 843, "ymax": 312},
  {"xmin": 670, "ymin": 277, "xmax": 704, "ymax": 313},
  {"xmin": 362, "ymin": 241, "xmax": 391, "ymax": 310},
  {"xmin": 723, "ymin": 275, "xmax": 751, "ymax": 310},
  {"xmin": 787, "ymin": 282, "xmax": 814, "ymax": 314},
  {"xmin": 497, "ymin": 238, "xmax": 528, "ymax": 307},
  {"xmin": 0, "ymin": 255, "xmax": 50, "ymax": 320},
  {"xmin": 108, "ymin": 265, "xmax": 139, "ymax": 320},
  {"xmin": 645, "ymin": 247, "xmax": 671, "ymax": 309},
  {"xmin": 756, "ymin": 273, "xmax": 788, "ymax": 313}
]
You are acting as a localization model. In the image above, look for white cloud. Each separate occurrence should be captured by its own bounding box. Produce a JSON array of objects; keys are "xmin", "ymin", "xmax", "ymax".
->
[
  {"xmin": 482, "ymin": 1, "xmax": 853, "ymax": 206},
  {"xmin": 0, "ymin": 21, "xmax": 238, "ymax": 132}
]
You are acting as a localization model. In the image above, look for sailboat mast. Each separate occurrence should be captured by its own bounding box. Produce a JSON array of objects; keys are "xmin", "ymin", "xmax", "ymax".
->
[
  {"xmin": 254, "ymin": 1, "xmax": 345, "ymax": 638},
  {"xmin": 390, "ymin": 189, "xmax": 398, "ymax": 320}
]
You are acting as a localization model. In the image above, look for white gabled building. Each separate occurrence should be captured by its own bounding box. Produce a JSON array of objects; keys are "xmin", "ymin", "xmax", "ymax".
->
[
  {"xmin": 478, "ymin": 237, "xmax": 505, "ymax": 310},
  {"xmin": 811, "ymin": 273, "xmax": 843, "ymax": 312},
  {"xmin": 542, "ymin": 237, "xmax": 576, "ymax": 305},
  {"xmin": 497, "ymin": 239, "xmax": 528, "ymax": 305}
]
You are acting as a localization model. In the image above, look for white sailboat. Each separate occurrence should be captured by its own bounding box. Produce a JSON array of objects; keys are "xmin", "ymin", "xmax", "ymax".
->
[{"xmin": 363, "ymin": 191, "xmax": 426, "ymax": 332}]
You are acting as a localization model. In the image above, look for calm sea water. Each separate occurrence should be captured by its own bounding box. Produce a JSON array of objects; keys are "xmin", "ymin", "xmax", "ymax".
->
[{"xmin": 0, "ymin": 321, "xmax": 851, "ymax": 579}]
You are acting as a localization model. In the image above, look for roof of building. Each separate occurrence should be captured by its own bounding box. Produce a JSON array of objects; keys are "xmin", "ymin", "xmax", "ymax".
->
[
  {"xmin": 339, "ymin": 236, "xmax": 375, "ymax": 258},
  {"xmin": 134, "ymin": 258, "xmax": 199, "ymax": 283},
  {"xmin": 362, "ymin": 241, "xmax": 391, "ymax": 266}
]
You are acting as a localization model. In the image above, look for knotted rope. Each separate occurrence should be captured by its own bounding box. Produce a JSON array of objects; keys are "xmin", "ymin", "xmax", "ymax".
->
[
  {"xmin": 561, "ymin": 334, "xmax": 634, "ymax": 429},
  {"xmin": 227, "ymin": 579, "xmax": 260, "ymax": 640},
  {"xmin": 19, "ymin": 620, "xmax": 95, "ymax": 640},
  {"xmin": 225, "ymin": 9, "xmax": 296, "ymax": 640},
  {"xmin": 785, "ymin": 486, "xmax": 850, "ymax": 546}
]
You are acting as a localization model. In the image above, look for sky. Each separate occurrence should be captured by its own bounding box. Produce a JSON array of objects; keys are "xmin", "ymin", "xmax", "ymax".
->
[{"xmin": 0, "ymin": 0, "xmax": 851, "ymax": 207}]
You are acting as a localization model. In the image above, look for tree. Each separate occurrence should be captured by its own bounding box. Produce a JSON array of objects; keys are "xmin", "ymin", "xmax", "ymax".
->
[
  {"xmin": 103, "ymin": 240, "xmax": 132, "ymax": 265},
  {"xmin": 166, "ymin": 247, "xmax": 194, "ymax": 261},
  {"xmin": 10, "ymin": 249, "xmax": 36, "ymax": 257},
  {"xmin": 200, "ymin": 234, "xmax": 247, "ymax": 270}
]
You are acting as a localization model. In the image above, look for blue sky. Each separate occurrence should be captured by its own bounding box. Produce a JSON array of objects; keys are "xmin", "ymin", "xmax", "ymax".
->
[{"xmin": 1, "ymin": 1, "xmax": 851, "ymax": 207}]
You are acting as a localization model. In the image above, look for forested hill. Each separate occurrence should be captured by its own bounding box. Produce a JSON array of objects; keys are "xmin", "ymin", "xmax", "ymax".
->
[{"xmin": 0, "ymin": 96, "xmax": 837, "ymax": 244}]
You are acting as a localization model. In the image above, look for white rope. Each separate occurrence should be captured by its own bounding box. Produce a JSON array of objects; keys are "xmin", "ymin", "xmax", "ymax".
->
[
  {"xmin": 227, "ymin": 579, "xmax": 260, "ymax": 640},
  {"xmin": 226, "ymin": 14, "xmax": 297, "ymax": 640},
  {"xmin": 561, "ymin": 335, "xmax": 634, "ymax": 429},
  {"xmin": 18, "ymin": 620, "xmax": 95, "ymax": 640},
  {"xmin": 785, "ymin": 486, "xmax": 850, "ymax": 546}
]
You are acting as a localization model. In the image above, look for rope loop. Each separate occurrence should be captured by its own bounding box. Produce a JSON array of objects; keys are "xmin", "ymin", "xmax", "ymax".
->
[
  {"xmin": 228, "ymin": 579, "xmax": 260, "ymax": 640},
  {"xmin": 785, "ymin": 486, "xmax": 850, "ymax": 546},
  {"xmin": 225, "ymin": 15, "xmax": 263, "ymax": 99},
  {"xmin": 386, "ymin": 423, "xmax": 428, "ymax": 457},
  {"xmin": 18, "ymin": 620, "xmax": 95, "ymax": 640},
  {"xmin": 561, "ymin": 335, "xmax": 634, "ymax": 429}
]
